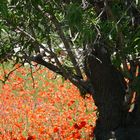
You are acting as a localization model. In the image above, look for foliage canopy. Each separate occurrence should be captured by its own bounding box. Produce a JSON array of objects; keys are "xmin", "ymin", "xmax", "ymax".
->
[{"xmin": 0, "ymin": 0, "xmax": 140, "ymax": 96}]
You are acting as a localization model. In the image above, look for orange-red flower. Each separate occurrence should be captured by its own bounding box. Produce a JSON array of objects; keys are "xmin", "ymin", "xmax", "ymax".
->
[
  {"xmin": 27, "ymin": 135, "xmax": 36, "ymax": 140},
  {"xmin": 53, "ymin": 127, "xmax": 59, "ymax": 133},
  {"xmin": 72, "ymin": 131, "xmax": 81, "ymax": 139},
  {"xmin": 79, "ymin": 121, "xmax": 86, "ymax": 128},
  {"xmin": 0, "ymin": 65, "xmax": 96, "ymax": 139}
]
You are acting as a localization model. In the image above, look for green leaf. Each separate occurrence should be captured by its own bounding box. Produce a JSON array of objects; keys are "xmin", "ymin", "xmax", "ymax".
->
[
  {"xmin": 31, "ymin": 0, "xmax": 43, "ymax": 6},
  {"xmin": 136, "ymin": 0, "xmax": 139, "ymax": 5},
  {"xmin": 0, "ymin": 0, "xmax": 8, "ymax": 17},
  {"xmin": 66, "ymin": 4, "xmax": 83, "ymax": 30},
  {"xmin": 10, "ymin": 0, "xmax": 19, "ymax": 5},
  {"xmin": 82, "ymin": 26, "xmax": 95, "ymax": 43},
  {"xmin": 134, "ymin": 37, "xmax": 140, "ymax": 42},
  {"xmin": 112, "ymin": 54, "xmax": 121, "ymax": 68}
]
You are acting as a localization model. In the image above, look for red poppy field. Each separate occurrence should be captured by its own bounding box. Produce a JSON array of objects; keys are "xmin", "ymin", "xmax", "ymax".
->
[{"xmin": 0, "ymin": 64, "xmax": 96, "ymax": 140}]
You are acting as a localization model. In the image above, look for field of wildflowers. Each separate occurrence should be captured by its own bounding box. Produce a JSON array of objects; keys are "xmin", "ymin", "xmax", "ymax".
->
[{"xmin": 0, "ymin": 63, "xmax": 96, "ymax": 140}]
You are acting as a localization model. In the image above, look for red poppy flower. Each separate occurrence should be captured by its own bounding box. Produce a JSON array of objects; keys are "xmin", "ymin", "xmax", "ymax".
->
[{"xmin": 53, "ymin": 127, "xmax": 59, "ymax": 133}]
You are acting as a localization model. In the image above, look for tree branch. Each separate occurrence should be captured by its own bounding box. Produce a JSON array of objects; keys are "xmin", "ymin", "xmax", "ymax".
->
[
  {"xmin": 37, "ymin": 5, "xmax": 83, "ymax": 78},
  {"xmin": 15, "ymin": 19, "xmax": 83, "ymax": 83},
  {"xmin": 15, "ymin": 27, "xmax": 51, "ymax": 54},
  {"xmin": 0, "ymin": 63, "xmax": 23, "ymax": 84},
  {"xmin": 15, "ymin": 22, "xmax": 87, "ymax": 92},
  {"xmin": 24, "ymin": 54, "xmax": 64, "ymax": 76},
  {"xmin": 24, "ymin": 53, "xmax": 92, "ymax": 96}
]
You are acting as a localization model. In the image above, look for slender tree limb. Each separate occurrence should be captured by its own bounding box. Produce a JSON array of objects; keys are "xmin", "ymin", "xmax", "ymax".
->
[
  {"xmin": 29, "ymin": 63, "xmax": 35, "ymax": 88},
  {"xmin": 15, "ymin": 27, "xmax": 51, "ymax": 54},
  {"xmin": 24, "ymin": 54, "xmax": 64, "ymax": 76},
  {"xmin": 5, "ymin": 18, "xmax": 87, "ymax": 92},
  {"xmin": 103, "ymin": 0, "xmax": 132, "ymax": 74},
  {"xmin": 16, "ymin": 21, "xmax": 82, "ymax": 84},
  {"xmin": 15, "ymin": 26, "xmax": 67, "ymax": 74},
  {"xmin": 0, "ymin": 63, "xmax": 23, "ymax": 84},
  {"xmin": 37, "ymin": 5, "xmax": 83, "ymax": 78},
  {"xmin": 50, "ymin": 16, "xmax": 83, "ymax": 78},
  {"xmin": 23, "ymin": 53, "xmax": 92, "ymax": 96},
  {"xmin": 103, "ymin": 0, "xmax": 136, "ymax": 109}
]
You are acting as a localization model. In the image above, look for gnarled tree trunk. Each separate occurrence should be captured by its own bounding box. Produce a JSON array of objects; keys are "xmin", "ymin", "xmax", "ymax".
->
[
  {"xmin": 84, "ymin": 44, "xmax": 127, "ymax": 139},
  {"xmin": 84, "ymin": 44, "xmax": 140, "ymax": 139}
]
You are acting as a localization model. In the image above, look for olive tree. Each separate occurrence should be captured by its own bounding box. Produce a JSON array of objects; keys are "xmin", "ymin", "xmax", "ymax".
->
[{"xmin": 0, "ymin": 0, "xmax": 140, "ymax": 139}]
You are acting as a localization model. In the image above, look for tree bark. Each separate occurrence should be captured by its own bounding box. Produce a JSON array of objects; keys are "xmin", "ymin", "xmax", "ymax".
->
[
  {"xmin": 84, "ymin": 45, "xmax": 140, "ymax": 139},
  {"xmin": 84, "ymin": 44, "xmax": 127, "ymax": 139}
]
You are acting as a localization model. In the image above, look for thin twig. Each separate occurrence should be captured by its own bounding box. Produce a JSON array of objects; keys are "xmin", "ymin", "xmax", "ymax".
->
[
  {"xmin": 37, "ymin": 4, "xmax": 83, "ymax": 78},
  {"xmin": 15, "ymin": 27, "xmax": 51, "ymax": 54},
  {"xmin": 0, "ymin": 63, "xmax": 23, "ymax": 84},
  {"xmin": 29, "ymin": 64, "xmax": 35, "ymax": 89},
  {"xmin": 105, "ymin": 1, "xmax": 134, "ymax": 41}
]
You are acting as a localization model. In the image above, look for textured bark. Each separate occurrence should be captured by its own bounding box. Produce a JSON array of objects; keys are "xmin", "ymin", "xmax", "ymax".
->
[
  {"xmin": 84, "ymin": 44, "xmax": 128, "ymax": 139},
  {"xmin": 84, "ymin": 45, "xmax": 140, "ymax": 139}
]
